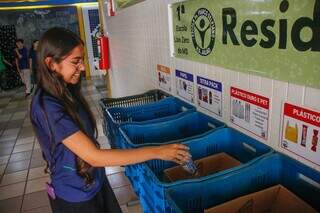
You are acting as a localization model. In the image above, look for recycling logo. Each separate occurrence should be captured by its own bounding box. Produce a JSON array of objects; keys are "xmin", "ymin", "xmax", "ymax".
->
[{"xmin": 191, "ymin": 8, "xmax": 216, "ymax": 56}]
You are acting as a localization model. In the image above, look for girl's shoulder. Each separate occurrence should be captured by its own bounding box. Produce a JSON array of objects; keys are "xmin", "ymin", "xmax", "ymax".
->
[
  {"xmin": 32, "ymin": 88, "xmax": 61, "ymax": 107},
  {"xmin": 31, "ymin": 89, "xmax": 66, "ymax": 122}
]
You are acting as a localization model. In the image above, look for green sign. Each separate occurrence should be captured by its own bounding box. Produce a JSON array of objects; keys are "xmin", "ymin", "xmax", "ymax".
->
[
  {"xmin": 172, "ymin": 0, "xmax": 320, "ymax": 89},
  {"xmin": 115, "ymin": 0, "xmax": 145, "ymax": 9}
]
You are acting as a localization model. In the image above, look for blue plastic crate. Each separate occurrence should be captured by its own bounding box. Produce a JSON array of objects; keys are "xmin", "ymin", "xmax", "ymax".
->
[
  {"xmin": 105, "ymin": 97, "xmax": 195, "ymax": 148},
  {"xmin": 121, "ymin": 111, "xmax": 225, "ymax": 209},
  {"xmin": 138, "ymin": 127, "xmax": 273, "ymax": 213},
  {"xmin": 99, "ymin": 89, "xmax": 170, "ymax": 110},
  {"xmin": 166, "ymin": 152, "xmax": 320, "ymax": 213},
  {"xmin": 100, "ymin": 89, "xmax": 170, "ymax": 137},
  {"xmin": 119, "ymin": 111, "xmax": 225, "ymax": 149},
  {"xmin": 124, "ymin": 165, "xmax": 142, "ymax": 197}
]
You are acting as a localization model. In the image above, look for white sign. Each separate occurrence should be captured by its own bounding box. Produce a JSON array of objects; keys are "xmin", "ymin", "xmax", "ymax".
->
[
  {"xmin": 197, "ymin": 76, "xmax": 222, "ymax": 117},
  {"xmin": 281, "ymin": 103, "xmax": 320, "ymax": 165},
  {"xmin": 230, "ymin": 87, "xmax": 270, "ymax": 139},
  {"xmin": 157, "ymin": 64, "xmax": 171, "ymax": 92},
  {"xmin": 176, "ymin": 70, "xmax": 194, "ymax": 103}
]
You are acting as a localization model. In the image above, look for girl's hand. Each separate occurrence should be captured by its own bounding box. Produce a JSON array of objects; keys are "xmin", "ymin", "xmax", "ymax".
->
[{"xmin": 155, "ymin": 144, "xmax": 191, "ymax": 165}]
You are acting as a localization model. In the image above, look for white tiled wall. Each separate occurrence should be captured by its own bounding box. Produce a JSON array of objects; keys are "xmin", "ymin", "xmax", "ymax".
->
[{"xmin": 102, "ymin": 0, "xmax": 320, "ymax": 171}]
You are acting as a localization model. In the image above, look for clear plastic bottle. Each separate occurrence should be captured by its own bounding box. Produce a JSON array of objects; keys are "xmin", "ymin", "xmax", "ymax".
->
[
  {"xmin": 311, "ymin": 129, "xmax": 318, "ymax": 152},
  {"xmin": 300, "ymin": 125, "xmax": 308, "ymax": 147},
  {"xmin": 182, "ymin": 159, "xmax": 198, "ymax": 175}
]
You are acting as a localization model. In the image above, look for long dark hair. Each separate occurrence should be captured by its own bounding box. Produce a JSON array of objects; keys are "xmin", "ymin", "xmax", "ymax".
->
[{"xmin": 30, "ymin": 27, "xmax": 98, "ymax": 185}]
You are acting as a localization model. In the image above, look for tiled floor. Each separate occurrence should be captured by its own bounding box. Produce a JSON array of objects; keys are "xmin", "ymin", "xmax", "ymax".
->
[{"xmin": 0, "ymin": 77, "xmax": 142, "ymax": 213}]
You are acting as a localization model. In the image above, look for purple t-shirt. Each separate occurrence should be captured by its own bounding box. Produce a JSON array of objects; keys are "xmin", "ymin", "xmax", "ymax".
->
[{"xmin": 31, "ymin": 88, "xmax": 105, "ymax": 202}]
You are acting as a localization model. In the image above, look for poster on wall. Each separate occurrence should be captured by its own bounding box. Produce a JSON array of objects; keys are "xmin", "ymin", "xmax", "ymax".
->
[
  {"xmin": 281, "ymin": 103, "xmax": 320, "ymax": 165},
  {"xmin": 230, "ymin": 87, "xmax": 270, "ymax": 139},
  {"xmin": 82, "ymin": 6, "xmax": 101, "ymax": 76},
  {"xmin": 197, "ymin": 76, "xmax": 222, "ymax": 116},
  {"xmin": 176, "ymin": 70, "xmax": 194, "ymax": 103},
  {"xmin": 157, "ymin": 64, "xmax": 171, "ymax": 92},
  {"xmin": 0, "ymin": 7, "xmax": 79, "ymax": 49},
  {"xmin": 171, "ymin": 0, "xmax": 320, "ymax": 89}
]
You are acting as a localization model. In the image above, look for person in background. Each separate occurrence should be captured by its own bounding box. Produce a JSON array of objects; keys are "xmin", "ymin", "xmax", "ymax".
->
[
  {"xmin": 15, "ymin": 38, "xmax": 31, "ymax": 97},
  {"xmin": 30, "ymin": 27, "xmax": 191, "ymax": 213},
  {"xmin": 0, "ymin": 49, "xmax": 12, "ymax": 91},
  {"xmin": 29, "ymin": 40, "xmax": 39, "ymax": 92}
]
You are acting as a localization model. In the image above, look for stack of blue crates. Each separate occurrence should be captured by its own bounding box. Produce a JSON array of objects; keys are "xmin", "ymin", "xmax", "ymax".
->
[
  {"xmin": 165, "ymin": 153, "xmax": 320, "ymax": 213},
  {"xmin": 101, "ymin": 90, "xmax": 320, "ymax": 213},
  {"xmin": 106, "ymin": 97, "xmax": 195, "ymax": 149},
  {"xmin": 99, "ymin": 90, "xmax": 195, "ymax": 148},
  {"xmin": 99, "ymin": 89, "xmax": 170, "ymax": 145}
]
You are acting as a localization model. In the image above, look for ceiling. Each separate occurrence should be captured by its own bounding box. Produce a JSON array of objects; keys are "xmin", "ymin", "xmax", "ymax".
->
[{"xmin": 0, "ymin": 0, "xmax": 97, "ymax": 7}]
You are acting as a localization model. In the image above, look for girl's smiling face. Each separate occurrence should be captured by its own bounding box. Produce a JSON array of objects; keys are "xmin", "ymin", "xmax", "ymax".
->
[{"xmin": 49, "ymin": 45, "xmax": 85, "ymax": 84}]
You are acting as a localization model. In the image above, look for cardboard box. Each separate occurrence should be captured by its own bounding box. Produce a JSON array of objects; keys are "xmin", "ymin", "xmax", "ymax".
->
[
  {"xmin": 164, "ymin": 152, "xmax": 241, "ymax": 182},
  {"xmin": 204, "ymin": 184, "xmax": 317, "ymax": 213}
]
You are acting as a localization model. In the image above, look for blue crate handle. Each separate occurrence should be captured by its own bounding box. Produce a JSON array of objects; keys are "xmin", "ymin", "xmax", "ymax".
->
[{"xmin": 119, "ymin": 111, "xmax": 226, "ymax": 149}]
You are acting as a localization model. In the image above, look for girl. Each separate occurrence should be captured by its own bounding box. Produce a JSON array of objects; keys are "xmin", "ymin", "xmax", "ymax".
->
[
  {"xmin": 30, "ymin": 27, "xmax": 190, "ymax": 213},
  {"xmin": 29, "ymin": 39, "xmax": 39, "ymax": 91}
]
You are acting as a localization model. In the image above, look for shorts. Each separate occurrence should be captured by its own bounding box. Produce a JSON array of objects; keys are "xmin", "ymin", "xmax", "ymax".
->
[{"xmin": 48, "ymin": 180, "xmax": 122, "ymax": 213}]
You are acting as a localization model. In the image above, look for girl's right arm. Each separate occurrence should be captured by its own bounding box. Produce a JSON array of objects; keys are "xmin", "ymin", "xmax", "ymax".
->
[{"xmin": 62, "ymin": 130, "xmax": 191, "ymax": 167}]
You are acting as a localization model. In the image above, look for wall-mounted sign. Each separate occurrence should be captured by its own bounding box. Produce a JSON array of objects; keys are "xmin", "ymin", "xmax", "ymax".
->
[
  {"xmin": 171, "ymin": 0, "xmax": 320, "ymax": 89},
  {"xmin": 176, "ymin": 70, "xmax": 194, "ymax": 103},
  {"xmin": 230, "ymin": 87, "xmax": 270, "ymax": 139},
  {"xmin": 157, "ymin": 64, "xmax": 171, "ymax": 92},
  {"xmin": 197, "ymin": 76, "xmax": 222, "ymax": 116},
  {"xmin": 281, "ymin": 103, "xmax": 320, "ymax": 165},
  {"xmin": 115, "ymin": 0, "xmax": 145, "ymax": 9}
]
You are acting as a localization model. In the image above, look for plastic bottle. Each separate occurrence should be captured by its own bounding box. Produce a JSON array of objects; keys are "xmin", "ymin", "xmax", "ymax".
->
[
  {"xmin": 182, "ymin": 159, "xmax": 198, "ymax": 175},
  {"xmin": 300, "ymin": 125, "xmax": 308, "ymax": 147},
  {"xmin": 311, "ymin": 129, "xmax": 318, "ymax": 152}
]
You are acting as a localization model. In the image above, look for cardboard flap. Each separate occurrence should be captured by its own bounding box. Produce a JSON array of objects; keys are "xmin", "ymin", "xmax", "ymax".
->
[
  {"xmin": 204, "ymin": 185, "xmax": 317, "ymax": 213},
  {"xmin": 271, "ymin": 186, "xmax": 316, "ymax": 213}
]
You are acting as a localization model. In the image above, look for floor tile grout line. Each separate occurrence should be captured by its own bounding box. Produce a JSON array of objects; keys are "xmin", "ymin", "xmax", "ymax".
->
[
  {"xmin": 20, "ymin": 203, "xmax": 51, "ymax": 213},
  {"xmin": 0, "ymin": 168, "xmax": 27, "ymax": 187},
  {"xmin": 0, "ymin": 99, "xmax": 25, "ymax": 184},
  {"xmin": 19, "ymin": 136, "xmax": 36, "ymax": 213},
  {"xmin": 0, "ymin": 112, "xmax": 14, "ymax": 138},
  {"xmin": 0, "ymin": 95, "xmax": 29, "ymax": 203},
  {"xmin": 110, "ymin": 183, "xmax": 131, "ymax": 190},
  {"xmin": 0, "ymin": 165, "xmax": 48, "ymax": 187},
  {"xmin": 21, "ymin": 203, "xmax": 49, "ymax": 213}
]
